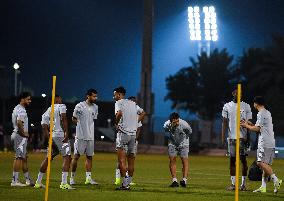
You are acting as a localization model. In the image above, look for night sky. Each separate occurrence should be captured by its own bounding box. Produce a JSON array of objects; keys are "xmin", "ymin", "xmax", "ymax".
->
[{"xmin": 1, "ymin": 0, "xmax": 284, "ymax": 118}]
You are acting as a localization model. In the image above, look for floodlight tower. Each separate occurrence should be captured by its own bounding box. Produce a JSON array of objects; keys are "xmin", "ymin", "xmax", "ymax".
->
[{"xmin": 188, "ymin": 6, "xmax": 218, "ymax": 56}]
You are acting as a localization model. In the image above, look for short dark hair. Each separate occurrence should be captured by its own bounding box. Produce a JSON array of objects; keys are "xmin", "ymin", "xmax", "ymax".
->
[
  {"xmin": 19, "ymin": 92, "xmax": 31, "ymax": 100},
  {"xmin": 55, "ymin": 94, "xmax": 60, "ymax": 98},
  {"xmin": 113, "ymin": 86, "xmax": 126, "ymax": 95},
  {"xmin": 169, "ymin": 112, "xmax": 179, "ymax": 121},
  {"xmin": 86, "ymin": 89, "xmax": 97, "ymax": 96},
  {"xmin": 253, "ymin": 96, "xmax": 265, "ymax": 106}
]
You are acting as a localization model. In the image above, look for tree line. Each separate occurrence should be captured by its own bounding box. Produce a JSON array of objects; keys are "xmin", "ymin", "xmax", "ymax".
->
[{"xmin": 165, "ymin": 35, "xmax": 284, "ymax": 136}]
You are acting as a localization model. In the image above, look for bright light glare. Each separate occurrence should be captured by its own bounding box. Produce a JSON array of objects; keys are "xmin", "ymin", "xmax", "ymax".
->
[{"xmin": 13, "ymin": 63, "xmax": 20, "ymax": 70}]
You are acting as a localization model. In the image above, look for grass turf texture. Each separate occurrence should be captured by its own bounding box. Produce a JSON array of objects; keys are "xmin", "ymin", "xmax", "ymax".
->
[{"xmin": 0, "ymin": 152, "xmax": 283, "ymax": 201}]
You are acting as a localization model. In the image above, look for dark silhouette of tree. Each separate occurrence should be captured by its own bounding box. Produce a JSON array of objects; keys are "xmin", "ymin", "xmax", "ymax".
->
[
  {"xmin": 165, "ymin": 49, "xmax": 234, "ymax": 121},
  {"xmin": 237, "ymin": 35, "xmax": 284, "ymax": 135}
]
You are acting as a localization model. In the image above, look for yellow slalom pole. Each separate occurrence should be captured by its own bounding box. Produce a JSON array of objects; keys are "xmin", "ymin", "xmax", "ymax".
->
[
  {"xmin": 235, "ymin": 84, "xmax": 241, "ymax": 201},
  {"xmin": 45, "ymin": 76, "xmax": 56, "ymax": 201}
]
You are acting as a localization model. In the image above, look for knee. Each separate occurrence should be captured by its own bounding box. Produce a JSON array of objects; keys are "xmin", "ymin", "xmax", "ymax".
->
[
  {"xmin": 256, "ymin": 162, "xmax": 262, "ymax": 167},
  {"xmin": 86, "ymin": 156, "xmax": 92, "ymax": 161}
]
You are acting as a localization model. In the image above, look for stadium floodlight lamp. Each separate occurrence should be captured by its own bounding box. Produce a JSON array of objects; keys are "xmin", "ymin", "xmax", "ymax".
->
[
  {"xmin": 194, "ymin": 6, "xmax": 199, "ymax": 12},
  {"xmin": 13, "ymin": 63, "xmax": 20, "ymax": 70},
  {"xmin": 212, "ymin": 35, "xmax": 218, "ymax": 41},
  {"xmin": 209, "ymin": 6, "xmax": 215, "ymax": 13},
  {"xmin": 203, "ymin": 6, "xmax": 209, "ymax": 13},
  {"xmin": 101, "ymin": 136, "xmax": 105, "ymax": 140},
  {"xmin": 41, "ymin": 93, "xmax": 47, "ymax": 98},
  {"xmin": 188, "ymin": 6, "xmax": 194, "ymax": 13}
]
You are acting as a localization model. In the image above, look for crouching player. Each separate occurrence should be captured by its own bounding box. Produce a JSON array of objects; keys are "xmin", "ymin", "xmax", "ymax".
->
[{"xmin": 164, "ymin": 112, "xmax": 192, "ymax": 187}]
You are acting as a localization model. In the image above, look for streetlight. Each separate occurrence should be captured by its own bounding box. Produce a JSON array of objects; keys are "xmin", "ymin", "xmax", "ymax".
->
[{"xmin": 13, "ymin": 63, "xmax": 20, "ymax": 96}]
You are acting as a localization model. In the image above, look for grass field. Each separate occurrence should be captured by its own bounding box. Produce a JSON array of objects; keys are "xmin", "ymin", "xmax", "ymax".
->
[{"xmin": 0, "ymin": 152, "xmax": 283, "ymax": 201}]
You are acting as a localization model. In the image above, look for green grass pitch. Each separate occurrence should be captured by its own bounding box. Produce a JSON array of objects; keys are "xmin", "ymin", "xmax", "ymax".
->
[{"xmin": 0, "ymin": 152, "xmax": 283, "ymax": 201}]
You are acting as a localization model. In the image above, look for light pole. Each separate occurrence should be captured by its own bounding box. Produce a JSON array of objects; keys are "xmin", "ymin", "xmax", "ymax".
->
[{"xmin": 13, "ymin": 63, "xmax": 20, "ymax": 96}]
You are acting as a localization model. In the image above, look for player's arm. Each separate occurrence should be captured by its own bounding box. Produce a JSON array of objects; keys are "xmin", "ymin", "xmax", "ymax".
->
[
  {"xmin": 138, "ymin": 110, "xmax": 146, "ymax": 123},
  {"xmin": 17, "ymin": 120, "xmax": 29, "ymax": 138},
  {"xmin": 61, "ymin": 113, "xmax": 69, "ymax": 143},
  {"xmin": 115, "ymin": 110, "xmax": 122, "ymax": 130},
  {"xmin": 221, "ymin": 117, "xmax": 228, "ymax": 145},
  {"xmin": 42, "ymin": 123, "xmax": 49, "ymax": 139},
  {"xmin": 240, "ymin": 120, "xmax": 260, "ymax": 133}
]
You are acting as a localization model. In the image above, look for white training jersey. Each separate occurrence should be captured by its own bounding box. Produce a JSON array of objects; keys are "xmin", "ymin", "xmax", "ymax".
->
[
  {"xmin": 222, "ymin": 101, "xmax": 252, "ymax": 139},
  {"xmin": 12, "ymin": 104, "xmax": 28, "ymax": 134},
  {"xmin": 115, "ymin": 99, "xmax": 138, "ymax": 135},
  {"xmin": 136, "ymin": 105, "xmax": 144, "ymax": 128},
  {"xmin": 163, "ymin": 119, "xmax": 192, "ymax": 147},
  {"xmin": 255, "ymin": 108, "xmax": 275, "ymax": 148},
  {"xmin": 41, "ymin": 104, "xmax": 67, "ymax": 138},
  {"xmin": 73, "ymin": 101, "xmax": 98, "ymax": 140}
]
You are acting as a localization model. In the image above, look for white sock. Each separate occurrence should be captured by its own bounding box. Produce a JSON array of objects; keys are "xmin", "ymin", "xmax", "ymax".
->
[
  {"xmin": 261, "ymin": 177, "xmax": 267, "ymax": 188},
  {"xmin": 271, "ymin": 174, "xmax": 278, "ymax": 184},
  {"xmin": 12, "ymin": 172, "xmax": 19, "ymax": 183},
  {"xmin": 122, "ymin": 176, "xmax": 128, "ymax": 187},
  {"xmin": 116, "ymin": 168, "xmax": 121, "ymax": 179},
  {"xmin": 24, "ymin": 172, "xmax": 30, "ymax": 182},
  {"xmin": 86, "ymin": 172, "xmax": 92, "ymax": 180},
  {"xmin": 231, "ymin": 176, "xmax": 236, "ymax": 185},
  {"xmin": 36, "ymin": 172, "xmax": 44, "ymax": 183},
  {"xmin": 172, "ymin": 178, "xmax": 177, "ymax": 182},
  {"xmin": 241, "ymin": 176, "xmax": 246, "ymax": 186},
  {"xmin": 183, "ymin": 178, "xmax": 187, "ymax": 184},
  {"xmin": 62, "ymin": 172, "xmax": 68, "ymax": 184},
  {"xmin": 71, "ymin": 172, "xmax": 75, "ymax": 179},
  {"xmin": 126, "ymin": 171, "xmax": 129, "ymax": 177},
  {"xmin": 127, "ymin": 176, "xmax": 132, "ymax": 185}
]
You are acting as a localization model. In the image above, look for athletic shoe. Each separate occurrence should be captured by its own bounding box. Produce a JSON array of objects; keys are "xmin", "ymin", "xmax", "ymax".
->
[
  {"xmin": 129, "ymin": 182, "xmax": 136, "ymax": 186},
  {"xmin": 26, "ymin": 179, "xmax": 35, "ymax": 187},
  {"xmin": 70, "ymin": 178, "xmax": 75, "ymax": 185},
  {"xmin": 240, "ymin": 185, "xmax": 247, "ymax": 191},
  {"xmin": 60, "ymin": 183, "xmax": 76, "ymax": 190},
  {"xmin": 226, "ymin": 184, "xmax": 235, "ymax": 191},
  {"xmin": 85, "ymin": 178, "xmax": 98, "ymax": 185},
  {"xmin": 34, "ymin": 182, "xmax": 45, "ymax": 189},
  {"xmin": 114, "ymin": 178, "xmax": 121, "ymax": 185},
  {"xmin": 253, "ymin": 186, "xmax": 266, "ymax": 193},
  {"xmin": 115, "ymin": 185, "xmax": 130, "ymax": 190},
  {"xmin": 11, "ymin": 182, "xmax": 26, "ymax": 187},
  {"xmin": 274, "ymin": 179, "xmax": 282, "ymax": 194},
  {"xmin": 169, "ymin": 181, "xmax": 179, "ymax": 187},
  {"xmin": 180, "ymin": 180, "xmax": 186, "ymax": 187}
]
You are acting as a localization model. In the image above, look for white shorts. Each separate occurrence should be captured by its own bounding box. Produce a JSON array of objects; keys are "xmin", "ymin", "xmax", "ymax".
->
[
  {"xmin": 74, "ymin": 139, "xmax": 94, "ymax": 156},
  {"xmin": 12, "ymin": 134, "xmax": 28, "ymax": 159},
  {"xmin": 257, "ymin": 147, "xmax": 275, "ymax": 165},
  {"xmin": 47, "ymin": 137, "xmax": 71, "ymax": 158},
  {"xmin": 116, "ymin": 132, "xmax": 137, "ymax": 155}
]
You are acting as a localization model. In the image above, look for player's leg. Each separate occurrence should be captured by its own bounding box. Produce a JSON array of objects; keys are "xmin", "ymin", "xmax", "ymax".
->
[
  {"xmin": 35, "ymin": 139, "xmax": 58, "ymax": 188},
  {"xmin": 115, "ymin": 162, "xmax": 121, "ymax": 185},
  {"xmin": 59, "ymin": 139, "xmax": 74, "ymax": 189},
  {"xmin": 126, "ymin": 154, "xmax": 135, "ymax": 186},
  {"xmin": 11, "ymin": 135, "xmax": 27, "ymax": 187},
  {"xmin": 22, "ymin": 156, "xmax": 34, "ymax": 186},
  {"xmin": 84, "ymin": 140, "xmax": 98, "ymax": 185},
  {"xmin": 168, "ymin": 145, "xmax": 178, "ymax": 187},
  {"xmin": 70, "ymin": 138, "xmax": 81, "ymax": 185},
  {"xmin": 257, "ymin": 162, "xmax": 281, "ymax": 193},
  {"xmin": 227, "ymin": 140, "xmax": 236, "ymax": 190},
  {"xmin": 240, "ymin": 155, "xmax": 248, "ymax": 190},
  {"xmin": 180, "ymin": 146, "xmax": 189, "ymax": 187},
  {"xmin": 239, "ymin": 139, "xmax": 248, "ymax": 190}
]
